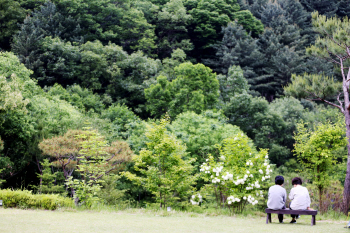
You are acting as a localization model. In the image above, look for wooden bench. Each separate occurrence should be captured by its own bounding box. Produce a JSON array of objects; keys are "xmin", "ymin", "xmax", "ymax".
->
[{"xmin": 265, "ymin": 208, "xmax": 318, "ymax": 226}]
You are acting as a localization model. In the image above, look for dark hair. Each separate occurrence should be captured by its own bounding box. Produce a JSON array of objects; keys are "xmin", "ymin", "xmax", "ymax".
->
[
  {"xmin": 292, "ymin": 177, "xmax": 302, "ymax": 185},
  {"xmin": 275, "ymin": 176, "xmax": 284, "ymax": 185}
]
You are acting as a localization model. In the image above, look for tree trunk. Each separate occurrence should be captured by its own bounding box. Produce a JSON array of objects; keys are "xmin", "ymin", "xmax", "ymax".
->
[
  {"xmin": 342, "ymin": 111, "xmax": 350, "ymax": 214},
  {"xmin": 341, "ymin": 68, "xmax": 350, "ymax": 214},
  {"xmin": 319, "ymin": 187, "xmax": 322, "ymax": 213}
]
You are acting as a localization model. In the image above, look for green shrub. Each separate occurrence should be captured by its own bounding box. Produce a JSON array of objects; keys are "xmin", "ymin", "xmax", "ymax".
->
[{"xmin": 0, "ymin": 189, "xmax": 74, "ymax": 210}]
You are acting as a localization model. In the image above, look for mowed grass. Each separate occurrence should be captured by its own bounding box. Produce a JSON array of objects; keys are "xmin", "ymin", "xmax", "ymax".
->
[{"xmin": 0, "ymin": 208, "xmax": 348, "ymax": 233}]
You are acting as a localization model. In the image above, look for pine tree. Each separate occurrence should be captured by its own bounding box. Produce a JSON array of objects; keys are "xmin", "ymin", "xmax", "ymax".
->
[
  {"xmin": 254, "ymin": 2, "xmax": 306, "ymax": 99},
  {"xmin": 205, "ymin": 22, "xmax": 264, "ymax": 79},
  {"xmin": 237, "ymin": 0, "xmax": 268, "ymax": 19},
  {"xmin": 11, "ymin": 15, "xmax": 44, "ymax": 72},
  {"xmin": 36, "ymin": 159, "xmax": 65, "ymax": 194},
  {"xmin": 337, "ymin": 0, "xmax": 350, "ymax": 18},
  {"xmin": 12, "ymin": 1, "xmax": 82, "ymax": 80},
  {"xmin": 278, "ymin": 0, "xmax": 311, "ymax": 30},
  {"xmin": 300, "ymin": 0, "xmax": 339, "ymax": 18}
]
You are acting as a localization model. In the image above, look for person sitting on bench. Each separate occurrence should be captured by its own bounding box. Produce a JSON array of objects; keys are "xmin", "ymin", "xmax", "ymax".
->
[
  {"xmin": 267, "ymin": 176, "xmax": 287, "ymax": 223},
  {"xmin": 289, "ymin": 177, "xmax": 313, "ymax": 224}
]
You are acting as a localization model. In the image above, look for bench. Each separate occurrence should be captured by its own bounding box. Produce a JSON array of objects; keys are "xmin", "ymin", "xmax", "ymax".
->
[{"xmin": 265, "ymin": 208, "xmax": 318, "ymax": 226}]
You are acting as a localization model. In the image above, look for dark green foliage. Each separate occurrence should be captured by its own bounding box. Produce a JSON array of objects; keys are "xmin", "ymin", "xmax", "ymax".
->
[
  {"xmin": 144, "ymin": 75, "xmax": 172, "ymax": 118},
  {"xmin": 155, "ymin": 0, "xmax": 193, "ymax": 58},
  {"xmin": 210, "ymin": 1, "xmax": 308, "ymax": 99},
  {"xmin": 224, "ymin": 94, "xmax": 307, "ymax": 165},
  {"xmin": 337, "ymin": 0, "xmax": 350, "ymax": 18},
  {"xmin": 13, "ymin": 33, "xmax": 160, "ymax": 115},
  {"xmin": 237, "ymin": 0, "xmax": 267, "ymax": 18},
  {"xmin": 0, "ymin": 0, "xmax": 26, "ymax": 50},
  {"xmin": 184, "ymin": 0, "xmax": 263, "ymax": 61},
  {"xmin": 55, "ymin": 0, "xmax": 156, "ymax": 55},
  {"xmin": 205, "ymin": 22, "xmax": 264, "ymax": 79},
  {"xmin": 101, "ymin": 104, "xmax": 142, "ymax": 140},
  {"xmin": 217, "ymin": 65, "xmax": 249, "ymax": 103},
  {"xmin": 47, "ymin": 84, "xmax": 107, "ymax": 114},
  {"xmin": 300, "ymin": 0, "xmax": 339, "ymax": 18},
  {"xmin": 12, "ymin": 1, "xmax": 82, "ymax": 80}
]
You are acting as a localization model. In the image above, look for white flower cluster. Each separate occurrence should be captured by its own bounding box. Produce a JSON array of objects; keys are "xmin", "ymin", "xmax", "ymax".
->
[
  {"xmin": 213, "ymin": 166, "xmax": 223, "ymax": 176},
  {"xmin": 200, "ymin": 160, "xmax": 211, "ymax": 173},
  {"xmin": 256, "ymin": 191, "xmax": 264, "ymax": 198},
  {"xmin": 233, "ymin": 173, "xmax": 250, "ymax": 185},
  {"xmin": 212, "ymin": 177, "xmax": 221, "ymax": 183},
  {"xmin": 190, "ymin": 194, "xmax": 202, "ymax": 205},
  {"xmin": 246, "ymin": 195, "xmax": 258, "ymax": 205},
  {"xmin": 259, "ymin": 155, "xmax": 272, "ymax": 181},
  {"xmin": 246, "ymin": 180, "xmax": 260, "ymax": 190},
  {"xmin": 246, "ymin": 160, "xmax": 253, "ymax": 166},
  {"xmin": 222, "ymin": 172, "xmax": 233, "ymax": 181},
  {"xmin": 261, "ymin": 175, "xmax": 271, "ymax": 181},
  {"xmin": 227, "ymin": 196, "xmax": 240, "ymax": 205}
]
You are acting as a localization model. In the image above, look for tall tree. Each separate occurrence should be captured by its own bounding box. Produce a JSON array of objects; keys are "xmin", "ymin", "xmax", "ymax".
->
[
  {"xmin": 205, "ymin": 22, "xmax": 264, "ymax": 79},
  {"xmin": 0, "ymin": 0, "xmax": 26, "ymax": 50},
  {"xmin": 285, "ymin": 12, "xmax": 350, "ymax": 213},
  {"xmin": 294, "ymin": 121, "xmax": 346, "ymax": 213},
  {"xmin": 123, "ymin": 116, "xmax": 196, "ymax": 208}
]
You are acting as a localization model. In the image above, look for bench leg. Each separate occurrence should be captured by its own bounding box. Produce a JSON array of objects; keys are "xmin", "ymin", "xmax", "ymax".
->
[
  {"xmin": 265, "ymin": 213, "xmax": 271, "ymax": 224},
  {"xmin": 311, "ymin": 215, "xmax": 316, "ymax": 226}
]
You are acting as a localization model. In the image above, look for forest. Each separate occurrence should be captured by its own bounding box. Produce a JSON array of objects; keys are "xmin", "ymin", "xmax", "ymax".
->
[{"xmin": 1, "ymin": 0, "xmax": 350, "ymax": 215}]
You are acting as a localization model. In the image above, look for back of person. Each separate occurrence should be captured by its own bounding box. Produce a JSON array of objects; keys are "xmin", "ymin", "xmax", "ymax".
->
[
  {"xmin": 288, "ymin": 177, "xmax": 312, "ymax": 224},
  {"xmin": 289, "ymin": 185, "xmax": 310, "ymax": 210},
  {"xmin": 267, "ymin": 176, "xmax": 286, "ymax": 223},
  {"xmin": 267, "ymin": 185, "xmax": 286, "ymax": 210}
]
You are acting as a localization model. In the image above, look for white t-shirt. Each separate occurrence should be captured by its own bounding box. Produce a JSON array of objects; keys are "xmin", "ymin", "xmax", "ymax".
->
[{"xmin": 289, "ymin": 185, "xmax": 311, "ymax": 210}]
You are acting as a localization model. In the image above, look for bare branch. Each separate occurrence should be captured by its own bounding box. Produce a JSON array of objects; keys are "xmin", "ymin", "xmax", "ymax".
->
[
  {"xmin": 305, "ymin": 91, "xmax": 342, "ymax": 110},
  {"xmin": 337, "ymin": 92, "xmax": 345, "ymax": 113},
  {"xmin": 105, "ymin": 149, "xmax": 122, "ymax": 162}
]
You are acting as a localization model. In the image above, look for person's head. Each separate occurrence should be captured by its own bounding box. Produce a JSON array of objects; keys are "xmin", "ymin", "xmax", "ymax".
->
[
  {"xmin": 275, "ymin": 176, "xmax": 284, "ymax": 185},
  {"xmin": 292, "ymin": 177, "xmax": 302, "ymax": 186}
]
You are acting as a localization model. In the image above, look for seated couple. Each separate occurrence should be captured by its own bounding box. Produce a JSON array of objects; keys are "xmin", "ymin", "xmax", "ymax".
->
[{"xmin": 267, "ymin": 176, "xmax": 313, "ymax": 224}]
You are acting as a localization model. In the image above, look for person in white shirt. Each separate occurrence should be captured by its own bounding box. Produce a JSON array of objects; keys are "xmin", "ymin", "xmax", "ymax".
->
[
  {"xmin": 267, "ymin": 176, "xmax": 287, "ymax": 223},
  {"xmin": 289, "ymin": 177, "xmax": 313, "ymax": 224}
]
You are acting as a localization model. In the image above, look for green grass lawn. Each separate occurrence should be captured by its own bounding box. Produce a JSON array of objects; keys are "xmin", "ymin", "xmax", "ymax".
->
[{"xmin": 0, "ymin": 208, "xmax": 348, "ymax": 233}]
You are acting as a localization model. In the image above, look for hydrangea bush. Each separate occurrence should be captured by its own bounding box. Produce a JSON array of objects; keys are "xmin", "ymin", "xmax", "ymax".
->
[{"xmin": 199, "ymin": 133, "xmax": 272, "ymax": 213}]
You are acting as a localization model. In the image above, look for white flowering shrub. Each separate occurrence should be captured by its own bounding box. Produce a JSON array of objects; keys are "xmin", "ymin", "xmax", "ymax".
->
[
  {"xmin": 190, "ymin": 194, "xmax": 202, "ymax": 205},
  {"xmin": 199, "ymin": 134, "xmax": 272, "ymax": 213}
]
